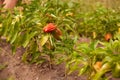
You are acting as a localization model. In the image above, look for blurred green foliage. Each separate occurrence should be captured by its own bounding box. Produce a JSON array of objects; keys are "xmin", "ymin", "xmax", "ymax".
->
[{"xmin": 0, "ymin": 0, "xmax": 120, "ymax": 79}]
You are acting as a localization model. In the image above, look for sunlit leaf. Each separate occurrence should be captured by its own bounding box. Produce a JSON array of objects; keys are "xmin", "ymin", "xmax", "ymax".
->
[{"xmin": 40, "ymin": 34, "xmax": 49, "ymax": 46}]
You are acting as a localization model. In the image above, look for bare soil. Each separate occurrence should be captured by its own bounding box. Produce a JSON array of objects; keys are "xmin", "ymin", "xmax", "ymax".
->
[
  {"xmin": 0, "ymin": 40, "xmax": 120, "ymax": 80},
  {"xmin": 0, "ymin": 40, "xmax": 86, "ymax": 80}
]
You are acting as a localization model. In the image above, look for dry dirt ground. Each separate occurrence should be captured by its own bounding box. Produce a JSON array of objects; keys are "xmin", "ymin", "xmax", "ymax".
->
[
  {"xmin": 0, "ymin": 40, "xmax": 120, "ymax": 80},
  {"xmin": 0, "ymin": 40, "xmax": 86, "ymax": 80}
]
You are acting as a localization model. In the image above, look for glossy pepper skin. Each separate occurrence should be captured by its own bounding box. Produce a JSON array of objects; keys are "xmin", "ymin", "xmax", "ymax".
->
[
  {"xmin": 43, "ymin": 23, "xmax": 56, "ymax": 33},
  {"xmin": 104, "ymin": 33, "xmax": 112, "ymax": 41},
  {"xmin": 43, "ymin": 23, "xmax": 62, "ymax": 40},
  {"xmin": 94, "ymin": 61, "xmax": 102, "ymax": 72}
]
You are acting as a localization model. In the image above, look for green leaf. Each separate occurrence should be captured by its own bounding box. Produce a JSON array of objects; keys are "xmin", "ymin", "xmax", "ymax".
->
[
  {"xmin": 22, "ymin": 51, "xmax": 29, "ymax": 62},
  {"xmin": 1, "ymin": 15, "xmax": 12, "ymax": 36},
  {"xmin": 10, "ymin": 32, "xmax": 18, "ymax": 44},
  {"xmin": 67, "ymin": 61, "xmax": 79, "ymax": 75},
  {"xmin": 30, "ymin": 52, "xmax": 40, "ymax": 63},
  {"xmin": 78, "ymin": 65, "xmax": 88, "ymax": 76},
  {"xmin": 40, "ymin": 34, "xmax": 49, "ymax": 46},
  {"xmin": 11, "ymin": 45, "xmax": 17, "ymax": 55},
  {"xmin": 112, "ymin": 62, "xmax": 120, "ymax": 78},
  {"xmin": 22, "ymin": 31, "xmax": 37, "ymax": 48},
  {"xmin": 89, "ymin": 40, "xmax": 99, "ymax": 50},
  {"xmin": 93, "ymin": 63, "xmax": 111, "ymax": 80}
]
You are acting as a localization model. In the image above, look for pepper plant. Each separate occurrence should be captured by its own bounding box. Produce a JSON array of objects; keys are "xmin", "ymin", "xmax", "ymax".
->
[
  {"xmin": 0, "ymin": 0, "xmax": 77, "ymax": 64},
  {"xmin": 0, "ymin": 0, "xmax": 120, "ymax": 79},
  {"xmin": 66, "ymin": 33, "xmax": 120, "ymax": 80}
]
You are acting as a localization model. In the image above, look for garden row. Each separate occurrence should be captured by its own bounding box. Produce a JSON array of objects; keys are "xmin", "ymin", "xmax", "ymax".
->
[{"xmin": 0, "ymin": 0, "xmax": 120, "ymax": 79}]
